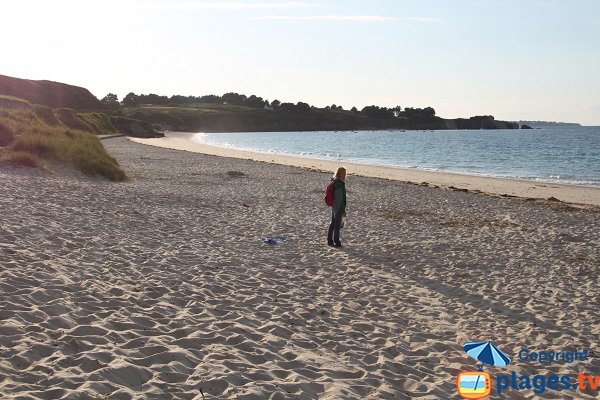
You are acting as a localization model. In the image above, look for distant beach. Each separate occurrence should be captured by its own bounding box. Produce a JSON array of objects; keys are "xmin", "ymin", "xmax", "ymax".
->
[{"xmin": 132, "ymin": 131, "xmax": 600, "ymax": 207}]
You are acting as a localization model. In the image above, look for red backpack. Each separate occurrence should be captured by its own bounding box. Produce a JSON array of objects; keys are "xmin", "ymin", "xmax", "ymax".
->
[{"xmin": 324, "ymin": 180, "xmax": 335, "ymax": 206}]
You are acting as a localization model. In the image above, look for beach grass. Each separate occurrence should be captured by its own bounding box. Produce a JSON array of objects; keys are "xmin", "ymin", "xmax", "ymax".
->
[
  {"xmin": 78, "ymin": 112, "xmax": 119, "ymax": 135},
  {"xmin": 0, "ymin": 103, "xmax": 126, "ymax": 181},
  {"xmin": 0, "ymin": 149, "xmax": 42, "ymax": 168},
  {"xmin": 32, "ymin": 104, "xmax": 62, "ymax": 126}
]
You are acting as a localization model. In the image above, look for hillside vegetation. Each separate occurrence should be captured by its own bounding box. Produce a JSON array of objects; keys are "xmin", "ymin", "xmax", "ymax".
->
[
  {"xmin": 0, "ymin": 72, "xmax": 523, "ymax": 179},
  {"xmin": 1, "ymin": 73, "xmax": 519, "ymax": 134},
  {"xmin": 114, "ymin": 91, "xmax": 518, "ymax": 132},
  {"xmin": 0, "ymin": 74, "xmax": 104, "ymax": 111},
  {"xmin": 0, "ymin": 96, "xmax": 126, "ymax": 181},
  {"xmin": 119, "ymin": 103, "xmax": 518, "ymax": 133}
]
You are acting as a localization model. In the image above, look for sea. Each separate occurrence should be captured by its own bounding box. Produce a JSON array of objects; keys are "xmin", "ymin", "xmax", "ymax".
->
[{"xmin": 192, "ymin": 127, "xmax": 600, "ymax": 188}]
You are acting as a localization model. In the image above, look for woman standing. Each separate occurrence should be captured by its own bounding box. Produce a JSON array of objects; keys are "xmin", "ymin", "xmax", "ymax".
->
[{"xmin": 327, "ymin": 167, "xmax": 347, "ymax": 248}]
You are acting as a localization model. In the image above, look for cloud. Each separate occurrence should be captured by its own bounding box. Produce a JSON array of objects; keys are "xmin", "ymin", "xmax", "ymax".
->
[
  {"xmin": 400, "ymin": 17, "xmax": 441, "ymax": 23},
  {"xmin": 257, "ymin": 15, "xmax": 393, "ymax": 21},
  {"xmin": 134, "ymin": 3, "xmax": 441, "ymax": 23},
  {"xmin": 142, "ymin": 2, "xmax": 317, "ymax": 11},
  {"xmin": 256, "ymin": 15, "xmax": 440, "ymax": 22}
]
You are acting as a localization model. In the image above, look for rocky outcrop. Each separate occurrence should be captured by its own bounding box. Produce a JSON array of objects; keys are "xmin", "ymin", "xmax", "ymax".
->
[
  {"xmin": 444, "ymin": 116, "xmax": 519, "ymax": 130},
  {"xmin": 110, "ymin": 117, "xmax": 164, "ymax": 138}
]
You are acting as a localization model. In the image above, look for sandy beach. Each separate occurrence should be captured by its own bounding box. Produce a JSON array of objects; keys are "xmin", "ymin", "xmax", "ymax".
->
[{"xmin": 1, "ymin": 136, "xmax": 599, "ymax": 399}]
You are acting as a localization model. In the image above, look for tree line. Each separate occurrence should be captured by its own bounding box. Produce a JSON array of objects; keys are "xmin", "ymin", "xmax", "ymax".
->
[{"xmin": 101, "ymin": 91, "xmax": 438, "ymax": 119}]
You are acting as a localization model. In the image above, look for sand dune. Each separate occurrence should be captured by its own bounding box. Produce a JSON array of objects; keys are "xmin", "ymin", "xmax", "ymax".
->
[{"xmin": 0, "ymin": 137, "xmax": 598, "ymax": 399}]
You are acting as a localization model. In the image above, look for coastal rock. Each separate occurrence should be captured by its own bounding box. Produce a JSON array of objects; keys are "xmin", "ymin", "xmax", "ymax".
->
[
  {"xmin": 443, "ymin": 116, "xmax": 518, "ymax": 130},
  {"xmin": 110, "ymin": 117, "xmax": 164, "ymax": 138}
]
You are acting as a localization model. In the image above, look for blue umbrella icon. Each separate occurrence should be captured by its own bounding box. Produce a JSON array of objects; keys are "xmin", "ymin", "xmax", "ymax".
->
[
  {"xmin": 462, "ymin": 341, "xmax": 511, "ymax": 396},
  {"xmin": 464, "ymin": 341, "xmax": 511, "ymax": 370}
]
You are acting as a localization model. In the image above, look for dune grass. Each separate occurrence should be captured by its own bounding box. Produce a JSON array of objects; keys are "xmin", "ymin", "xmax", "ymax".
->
[
  {"xmin": 0, "ymin": 106, "xmax": 126, "ymax": 181},
  {"xmin": 78, "ymin": 112, "xmax": 119, "ymax": 135},
  {"xmin": 32, "ymin": 104, "xmax": 62, "ymax": 126},
  {"xmin": 1, "ymin": 150, "xmax": 42, "ymax": 168},
  {"xmin": 0, "ymin": 95, "xmax": 31, "ymax": 109}
]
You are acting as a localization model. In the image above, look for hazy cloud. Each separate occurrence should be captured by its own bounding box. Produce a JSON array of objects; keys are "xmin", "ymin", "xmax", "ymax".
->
[
  {"xmin": 142, "ymin": 2, "xmax": 317, "ymax": 11},
  {"xmin": 256, "ymin": 16, "xmax": 440, "ymax": 22}
]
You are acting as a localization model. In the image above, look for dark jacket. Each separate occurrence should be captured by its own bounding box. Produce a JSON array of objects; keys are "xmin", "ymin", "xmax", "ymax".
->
[{"xmin": 332, "ymin": 178, "xmax": 346, "ymax": 214}]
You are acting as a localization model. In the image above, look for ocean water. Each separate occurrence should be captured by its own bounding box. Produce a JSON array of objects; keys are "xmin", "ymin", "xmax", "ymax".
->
[{"xmin": 192, "ymin": 127, "xmax": 600, "ymax": 187}]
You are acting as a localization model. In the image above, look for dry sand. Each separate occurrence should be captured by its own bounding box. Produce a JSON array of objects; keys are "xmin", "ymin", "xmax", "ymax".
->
[{"xmin": 0, "ymin": 136, "xmax": 599, "ymax": 399}]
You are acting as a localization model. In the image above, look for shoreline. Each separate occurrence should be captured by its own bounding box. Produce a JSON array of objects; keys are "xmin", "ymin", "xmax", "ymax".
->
[{"xmin": 130, "ymin": 131, "xmax": 600, "ymax": 207}]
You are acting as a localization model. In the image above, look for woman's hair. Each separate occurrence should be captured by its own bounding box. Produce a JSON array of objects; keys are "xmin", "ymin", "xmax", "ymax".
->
[{"xmin": 333, "ymin": 166, "xmax": 346, "ymax": 178}]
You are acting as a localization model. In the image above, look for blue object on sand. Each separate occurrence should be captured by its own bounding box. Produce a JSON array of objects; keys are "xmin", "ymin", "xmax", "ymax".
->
[
  {"xmin": 261, "ymin": 236, "xmax": 288, "ymax": 245},
  {"xmin": 464, "ymin": 341, "xmax": 511, "ymax": 367}
]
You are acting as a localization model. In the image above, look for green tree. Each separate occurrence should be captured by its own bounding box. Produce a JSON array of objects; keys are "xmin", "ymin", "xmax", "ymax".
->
[
  {"xmin": 423, "ymin": 107, "xmax": 436, "ymax": 117},
  {"xmin": 403, "ymin": 107, "xmax": 436, "ymax": 118},
  {"xmin": 296, "ymin": 102, "xmax": 311, "ymax": 112},
  {"xmin": 101, "ymin": 93, "xmax": 120, "ymax": 110},
  {"xmin": 244, "ymin": 95, "xmax": 266, "ymax": 108},
  {"xmin": 122, "ymin": 92, "xmax": 139, "ymax": 107},
  {"xmin": 279, "ymin": 102, "xmax": 295, "ymax": 111},
  {"xmin": 102, "ymin": 93, "xmax": 118, "ymax": 103},
  {"xmin": 361, "ymin": 105, "xmax": 393, "ymax": 119},
  {"xmin": 222, "ymin": 92, "xmax": 246, "ymax": 105},
  {"xmin": 170, "ymin": 95, "xmax": 198, "ymax": 105},
  {"xmin": 199, "ymin": 95, "xmax": 222, "ymax": 104},
  {"xmin": 142, "ymin": 93, "xmax": 169, "ymax": 105}
]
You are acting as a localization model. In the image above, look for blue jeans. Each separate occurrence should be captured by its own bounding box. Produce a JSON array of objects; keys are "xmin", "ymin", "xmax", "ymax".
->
[{"xmin": 327, "ymin": 209, "xmax": 342, "ymax": 244}]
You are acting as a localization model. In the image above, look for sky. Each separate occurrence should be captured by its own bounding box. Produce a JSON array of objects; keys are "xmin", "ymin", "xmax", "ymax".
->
[{"xmin": 2, "ymin": 0, "xmax": 599, "ymax": 125}]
